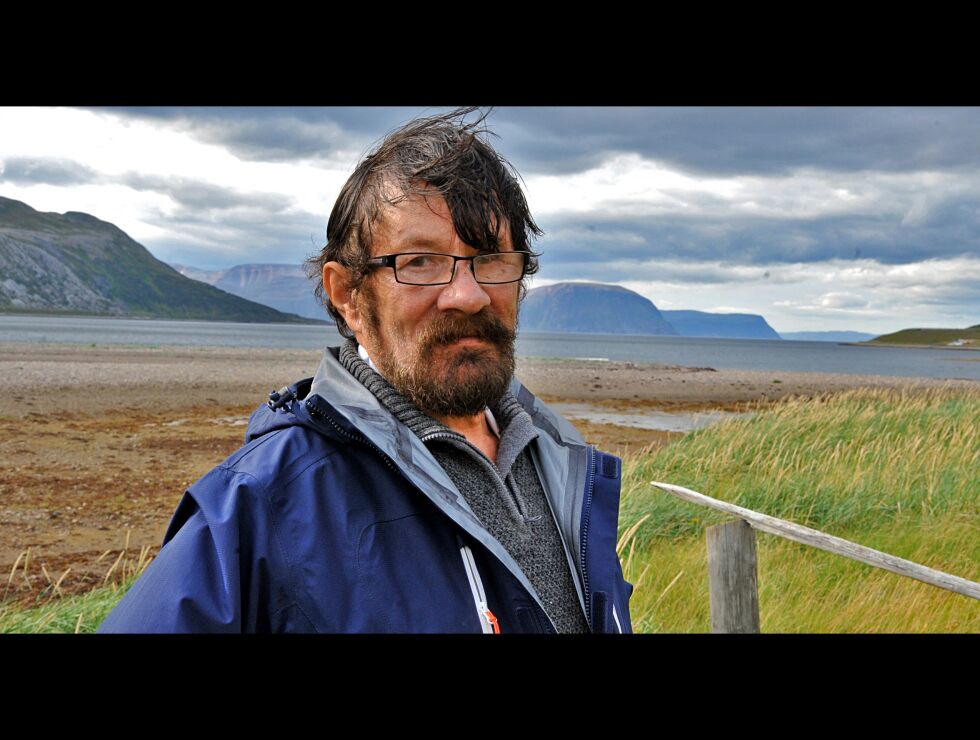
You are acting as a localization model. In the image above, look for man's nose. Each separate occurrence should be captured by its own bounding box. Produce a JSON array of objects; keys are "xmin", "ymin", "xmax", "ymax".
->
[{"xmin": 436, "ymin": 258, "xmax": 492, "ymax": 314}]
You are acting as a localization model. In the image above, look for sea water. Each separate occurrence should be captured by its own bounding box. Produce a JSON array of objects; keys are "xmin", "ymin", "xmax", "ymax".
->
[{"xmin": 0, "ymin": 314, "xmax": 977, "ymax": 381}]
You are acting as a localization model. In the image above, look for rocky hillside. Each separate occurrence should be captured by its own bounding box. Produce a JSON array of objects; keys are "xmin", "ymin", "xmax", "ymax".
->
[{"xmin": 0, "ymin": 196, "xmax": 319, "ymax": 323}]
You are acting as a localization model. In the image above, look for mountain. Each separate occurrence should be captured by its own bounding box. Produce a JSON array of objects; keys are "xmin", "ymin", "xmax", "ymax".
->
[
  {"xmin": 171, "ymin": 263, "xmax": 323, "ymax": 320},
  {"xmin": 521, "ymin": 282, "xmax": 786, "ymax": 339},
  {"xmin": 660, "ymin": 310, "xmax": 781, "ymax": 339},
  {"xmin": 780, "ymin": 330, "xmax": 877, "ymax": 343},
  {"xmin": 521, "ymin": 283, "xmax": 677, "ymax": 335},
  {"xmin": 0, "ymin": 196, "xmax": 321, "ymax": 323}
]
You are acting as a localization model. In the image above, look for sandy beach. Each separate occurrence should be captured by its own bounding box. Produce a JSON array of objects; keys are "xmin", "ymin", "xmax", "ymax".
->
[{"xmin": 2, "ymin": 341, "xmax": 976, "ymax": 606}]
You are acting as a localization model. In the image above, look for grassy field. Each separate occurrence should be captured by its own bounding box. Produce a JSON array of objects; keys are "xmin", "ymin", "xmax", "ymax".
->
[
  {"xmin": 868, "ymin": 327, "xmax": 980, "ymax": 348},
  {"xmin": 617, "ymin": 385, "xmax": 980, "ymax": 632},
  {"xmin": 0, "ymin": 541, "xmax": 152, "ymax": 634},
  {"xmin": 3, "ymin": 385, "xmax": 978, "ymax": 633}
]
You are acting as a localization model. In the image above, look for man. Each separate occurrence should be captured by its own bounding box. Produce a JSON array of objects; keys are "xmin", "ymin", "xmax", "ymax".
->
[{"xmin": 98, "ymin": 109, "xmax": 634, "ymax": 633}]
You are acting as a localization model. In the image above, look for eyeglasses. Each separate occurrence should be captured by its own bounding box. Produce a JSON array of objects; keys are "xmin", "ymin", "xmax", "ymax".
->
[{"xmin": 364, "ymin": 251, "xmax": 530, "ymax": 286}]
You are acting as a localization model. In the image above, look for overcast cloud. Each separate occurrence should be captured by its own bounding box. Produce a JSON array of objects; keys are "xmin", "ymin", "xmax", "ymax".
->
[{"xmin": 1, "ymin": 106, "xmax": 977, "ymax": 333}]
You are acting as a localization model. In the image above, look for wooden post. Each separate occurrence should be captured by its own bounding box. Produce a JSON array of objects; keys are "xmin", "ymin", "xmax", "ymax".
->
[{"xmin": 707, "ymin": 519, "xmax": 761, "ymax": 633}]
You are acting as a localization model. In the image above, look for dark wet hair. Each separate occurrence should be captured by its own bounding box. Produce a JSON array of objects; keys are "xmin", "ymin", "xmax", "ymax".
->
[{"xmin": 303, "ymin": 106, "xmax": 543, "ymax": 338}]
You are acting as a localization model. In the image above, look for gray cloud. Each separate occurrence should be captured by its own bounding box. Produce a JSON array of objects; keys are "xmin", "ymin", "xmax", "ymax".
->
[
  {"xmin": 495, "ymin": 107, "xmax": 980, "ymax": 178},
  {"xmin": 0, "ymin": 157, "xmax": 100, "ymax": 185},
  {"xmin": 143, "ymin": 198, "xmax": 326, "ymax": 269},
  {"xmin": 98, "ymin": 107, "xmax": 435, "ymax": 163},
  {"xmin": 120, "ymin": 172, "xmax": 294, "ymax": 213},
  {"xmin": 88, "ymin": 107, "xmax": 980, "ymax": 179},
  {"xmin": 532, "ymin": 209, "xmax": 980, "ymax": 282},
  {"xmin": 175, "ymin": 117, "xmax": 358, "ymax": 163}
]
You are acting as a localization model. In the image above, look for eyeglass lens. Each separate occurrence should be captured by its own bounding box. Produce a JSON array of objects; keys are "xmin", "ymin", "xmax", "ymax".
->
[{"xmin": 394, "ymin": 253, "xmax": 525, "ymax": 284}]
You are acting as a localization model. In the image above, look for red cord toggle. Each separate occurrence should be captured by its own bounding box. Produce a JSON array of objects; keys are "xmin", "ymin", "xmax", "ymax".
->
[{"xmin": 484, "ymin": 609, "xmax": 501, "ymax": 634}]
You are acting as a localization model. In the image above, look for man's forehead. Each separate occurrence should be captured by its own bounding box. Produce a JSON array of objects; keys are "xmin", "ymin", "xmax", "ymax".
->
[{"xmin": 371, "ymin": 185, "xmax": 513, "ymax": 253}]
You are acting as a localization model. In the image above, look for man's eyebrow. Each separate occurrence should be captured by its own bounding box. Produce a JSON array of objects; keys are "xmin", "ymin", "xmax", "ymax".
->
[{"xmin": 397, "ymin": 235, "xmax": 443, "ymax": 248}]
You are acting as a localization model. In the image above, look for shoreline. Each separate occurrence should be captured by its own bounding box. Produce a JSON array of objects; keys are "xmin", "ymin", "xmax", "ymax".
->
[
  {"xmin": 842, "ymin": 341, "xmax": 980, "ymax": 352},
  {"xmin": 0, "ymin": 309, "xmax": 329, "ymax": 326},
  {"xmin": 3, "ymin": 341, "xmax": 977, "ymax": 418}
]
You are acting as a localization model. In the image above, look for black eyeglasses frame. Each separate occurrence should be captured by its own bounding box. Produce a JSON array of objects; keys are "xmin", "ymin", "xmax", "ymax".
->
[{"xmin": 363, "ymin": 250, "xmax": 533, "ymax": 286}]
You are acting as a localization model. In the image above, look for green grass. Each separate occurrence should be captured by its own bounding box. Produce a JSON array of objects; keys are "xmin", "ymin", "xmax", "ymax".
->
[
  {"xmin": 617, "ymin": 385, "xmax": 980, "ymax": 632},
  {"xmin": 0, "ymin": 575, "xmax": 141, "ymax": 634},
  {"xmin": 0, "ymin": 542, "xmax": 152, "ymax": 634},
  {"xmin": 868, "ymin": 327, "xmax": 980, "ymax": 347}
]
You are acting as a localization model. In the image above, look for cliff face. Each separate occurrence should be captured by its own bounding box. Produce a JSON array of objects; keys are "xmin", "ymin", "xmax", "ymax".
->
[
  {"xmin": 660, "ymin": 310, "xmax": 781, "ymax": 339},
  {"xmin": 521, "ymin": 283, "xmax": 678, "ymax": 335},
  {"xmin": 520, "ymin": 282, "xmax": 785, "ymax": 339},
  {"xmin": 0, "ymin": 196, "xmax": 317, "ymax": 323}
]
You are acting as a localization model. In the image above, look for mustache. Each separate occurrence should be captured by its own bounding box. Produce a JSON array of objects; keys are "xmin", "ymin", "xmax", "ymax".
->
[{"xmin": 417, "ymin": 310, "xmax": 515, "ymax": 350}]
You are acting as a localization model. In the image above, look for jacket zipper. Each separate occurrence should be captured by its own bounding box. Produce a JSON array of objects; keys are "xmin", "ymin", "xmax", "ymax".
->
[
  {"xmin": 458, "ymin": 542, "xmax": 500, "ymax": 634},
  {"xmin": 579, "ymin": 444, "xmax": 597, "ymax": 631},
  {"xmin": 305, "ymin": 396, "xmax": 402, "ymax": 477},
  {"xmin": 430, "ymin": 428, "xmax": 560, "ymax": 633},
  {"xmin": 307, "ymin": 394, "xmax": 571, "ymax": 635},
  {"xmin": 420, "ymin": 431, "xmax": 466, "ymax": 443},
  {"xmin": 308, "ymin": 397, "xmax": 504, "ymax": 634},
  {"xmin": 612, "ymin": 603, "xmax": 623, "ymax": 634}
]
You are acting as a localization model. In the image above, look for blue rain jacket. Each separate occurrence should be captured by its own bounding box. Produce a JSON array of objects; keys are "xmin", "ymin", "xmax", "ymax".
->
[{"xmin": 98, "ymin": 347, "xmax": 634, "ymax": 633}]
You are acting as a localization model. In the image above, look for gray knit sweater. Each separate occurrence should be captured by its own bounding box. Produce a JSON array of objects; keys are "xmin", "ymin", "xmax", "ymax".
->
[{"xmin": 338, "ymin": 340, "xmax": 590, "ymax": 633}]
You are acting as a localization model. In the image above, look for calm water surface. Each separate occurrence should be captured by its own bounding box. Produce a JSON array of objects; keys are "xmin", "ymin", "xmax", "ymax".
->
[{"xmin": 1, "ymin": 314, "xmax": 977, "ymax": 381}]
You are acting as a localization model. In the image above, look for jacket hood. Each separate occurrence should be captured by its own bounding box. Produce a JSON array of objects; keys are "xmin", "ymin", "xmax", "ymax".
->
[{"xmin": 244, "ymin": 376, "xmax": 318, "ymax": 444}]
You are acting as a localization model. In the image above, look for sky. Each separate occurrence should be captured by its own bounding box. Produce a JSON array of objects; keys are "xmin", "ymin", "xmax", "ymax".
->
[{"xmin": 1, "ymin": 105, "xmax": 978, "ymax": 334}]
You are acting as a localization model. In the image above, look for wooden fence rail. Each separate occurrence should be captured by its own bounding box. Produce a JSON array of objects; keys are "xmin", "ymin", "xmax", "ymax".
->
[{"xmin": 649, "ymin": 481, "xmax": 980, "ymax": 632}]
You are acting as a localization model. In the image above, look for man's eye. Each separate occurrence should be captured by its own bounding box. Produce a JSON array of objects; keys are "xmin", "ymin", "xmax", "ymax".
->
[{"xmin": 404, "ymin": 255, "xmax": 433, "ymax": 268}]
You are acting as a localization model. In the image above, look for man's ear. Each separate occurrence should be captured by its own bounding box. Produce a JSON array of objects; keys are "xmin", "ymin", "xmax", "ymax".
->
[{"xmin": 323, "ymin": 261, "xmax": 363, "ymax": 335}]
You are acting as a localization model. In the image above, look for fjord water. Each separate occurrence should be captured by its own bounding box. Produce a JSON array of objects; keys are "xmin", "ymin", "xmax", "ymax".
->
[{"xmin": 0, "ymin": 314, "xmax": 977, "ymax": 381}]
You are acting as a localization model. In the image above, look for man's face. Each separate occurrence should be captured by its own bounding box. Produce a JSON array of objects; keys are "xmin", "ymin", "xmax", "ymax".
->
[{"xmin": 348, "ymin": 189, "xmax": 521, "ymax": 418}]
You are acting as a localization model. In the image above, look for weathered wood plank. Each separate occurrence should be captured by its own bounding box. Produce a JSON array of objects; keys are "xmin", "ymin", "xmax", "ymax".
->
[
  {"xmin": 651, "ymin": 481, "xmax": 980, "ymax": 601},
  {"xmin": 707, "ymin": 519, "xmax": 761, "ymax": 633}
]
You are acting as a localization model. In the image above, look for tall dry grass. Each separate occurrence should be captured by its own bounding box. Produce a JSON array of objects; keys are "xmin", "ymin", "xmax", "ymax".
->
[
  {"xmin": 0, "ymin": 530, "xmax": 153, "ymax": 634},
  {"xmin": 616, "ymin": 385, "xmax": 980, "ymax": 632}
]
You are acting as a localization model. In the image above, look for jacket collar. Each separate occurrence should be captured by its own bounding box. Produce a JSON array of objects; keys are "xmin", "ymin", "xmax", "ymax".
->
[{"xmin": 299, "ymin": 345, "xmax": 592, "ymax": 628}]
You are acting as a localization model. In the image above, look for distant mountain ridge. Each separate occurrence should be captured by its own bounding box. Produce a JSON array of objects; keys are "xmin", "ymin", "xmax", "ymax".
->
[
  {"xmin": 165, "ymin": 260, "xmax": 862, "ymax": 342},
  {"xmin": 521, "ymin": 282, "xmax": 783, "ymax": 339},
  {"xmin": 660, "ymin": 309, "xmax": 780, "ymax": 339},
  {"xmin": 520, "ymin": 282, "xmax": 677, "ymax": 335},
  {"xmin": 0, "ymin": 196, "xmax": 320, "ymax": 323},
  {"xmin": 170, "ymin": 262, "xmax": 323, "ymax": 320}
]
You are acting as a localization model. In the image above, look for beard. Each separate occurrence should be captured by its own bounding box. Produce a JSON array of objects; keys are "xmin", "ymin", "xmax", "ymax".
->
[{"xmin": 358, "ymin": 291, "xmax": 516, "ymax": 418}]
